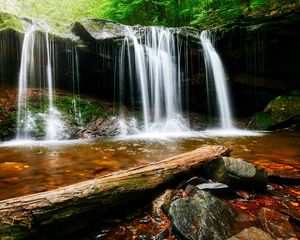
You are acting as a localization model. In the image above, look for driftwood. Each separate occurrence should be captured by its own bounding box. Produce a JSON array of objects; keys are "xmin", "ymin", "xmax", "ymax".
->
[{"xmin": 0, "ymin": 145, "xmax": 230, "ymax": 239}]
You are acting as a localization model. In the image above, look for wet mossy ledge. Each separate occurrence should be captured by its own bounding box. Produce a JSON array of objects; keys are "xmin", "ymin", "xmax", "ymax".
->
[
  {"xmin": 248, "ymin": 93, "xmax": 300, "ymax": 130},
  {"xmin": 0, "ymin": 89, "xmax": 117, "ymax": 141}
]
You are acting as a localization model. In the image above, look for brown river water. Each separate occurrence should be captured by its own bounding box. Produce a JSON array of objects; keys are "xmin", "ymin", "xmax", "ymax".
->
[{"xmin": 0, "ymin": 130, "xmax": 299, "ymax": 201}]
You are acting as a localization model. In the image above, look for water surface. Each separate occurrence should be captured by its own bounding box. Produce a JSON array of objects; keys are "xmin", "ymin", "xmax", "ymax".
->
[{"xmin": 0, "ymin": 131, "xmax": 299, "ymax": 200}]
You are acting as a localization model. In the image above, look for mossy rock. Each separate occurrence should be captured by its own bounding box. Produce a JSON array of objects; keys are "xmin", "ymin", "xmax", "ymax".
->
[
  {"xmin": 248, "ymin": 95, "xmax": 300, "ymax": 130},
  {"xmin": 74, "ymin": 19, "xmax": 128, "ymax": 41},
  {"xmin": 0, "ymin": 12, "xmax": 23, "ymax": 32},
  {"xmin": 168, "ymin": 190, "xmax": 235, "ymax": 240}
]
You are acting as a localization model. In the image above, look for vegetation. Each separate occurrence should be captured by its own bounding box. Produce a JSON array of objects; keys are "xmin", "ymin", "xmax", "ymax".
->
[
  {"xmin": 1, "ymin": 0, "xmax": 299, "ymax": 28},
  {"xmin": 0, "ymin": 12, "xmax": 22, "ymax": 31},
  {"xmin": 248, "ymin": 94, "xmax": 300, "ymax": 130},
  {"xmin": 0, "ymin": 89, "xmax": 116, "ymax": 140}
]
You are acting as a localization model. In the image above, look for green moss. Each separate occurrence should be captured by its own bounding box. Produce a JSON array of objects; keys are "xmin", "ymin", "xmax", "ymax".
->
[
  {"xmin": 248, "ymin": 95, "xmax": 300, "ymax": 130},
  {"xmin": 250, "ymin": 112, "xmax": 274, "ymax": 130},
  {"xmin": 54, "ymin": 95, "xmax": 114, "ymax": 125},
  {"xmin": 0, "ymin": 111, "xmax": 17, "ymax": 140},
  {"xmin": 82, "ymin": 20, "xmax": 105, "ymax": 32},
  {"xmin": 0, "ymin": 12, "xmax": 23, "ymax": 32},
  {"xmin": 265, "ymin": 95, "xmax": 300, "ymax": 123}
]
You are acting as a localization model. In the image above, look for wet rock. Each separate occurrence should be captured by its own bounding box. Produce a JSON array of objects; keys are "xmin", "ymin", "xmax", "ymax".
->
[
  {"xmin": 154, "ymin": 228, "xmax": 170, "ymax": 240},
  {"xmin": 151, "ymin": 189, "xmax": 174, "ymax": 219},
  {"xmin": 258, "ymin": 207, "xmax": 297, "ymax": 239},
  {"xmin": 247, "ymin": 95, "xmax": 300, "ymax": 130},
  {"xmin": 196, "ymin": 182, "xmax": 233, "ymax": 196},
  {"xmin": 136, "ymin": 233, "xmax": 152, "ymax": 240},
  {"xmin": 227, "ymin": 227, "xmax": 273, "ymax": 240},
  {"xmin": 177, "ymin": 176, "xmax": 207, "ymax": 189},
  {"xmin": 202, "ymin": 157, "xmax": 268, "ymax": 189},
  {"xmin": 184, "ymin": 184, "xmax": 198, "ymax": 197},
  {"xmin": 282, "ymin": 209, "xmax": 300, "ymax": 224},
  {"xmin": 72, "ymin": 18, "xmax": 129, "ymax": 42},
  {"xmin": 235, "ymin": 190, "xmax": 256, "ymax": 200},
  {"xmin": 168, "ymin": 190, "xmax": 235, "ymax": 240},
  {"xmin": 78, "ymin": 116, "xmax": 120, "ymax": 138}
]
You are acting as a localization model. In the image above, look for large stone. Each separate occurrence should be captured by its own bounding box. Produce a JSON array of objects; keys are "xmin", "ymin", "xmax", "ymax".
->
[
  {"xmin": 227, "ymin": 227, "xmax": 273, "ymax": 240},
  {"xmin": 247, "ymin": 95, "xmax": 300, "ymax": 130},
  {"xmin": 168, "ymin": 190, "xmax": 235, "ymax": 240},
  {"xmin": 258, "ymin": 207, "xmax": 297, "ymax": 239},
  {"xmin": 202, "ymin": 157, "xmax": 268, "ymax": 189},
  {"xmin": 72, "ymin": 19, "xmax": 130, "ymax": 41}
]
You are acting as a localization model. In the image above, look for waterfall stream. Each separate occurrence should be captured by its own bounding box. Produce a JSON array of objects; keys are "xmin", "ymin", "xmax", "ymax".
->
[
  {"xmin": 16, "ymin": 20, "xmax": 67, "ymax": 140},
  {"xmin": 118, "ymin": 26, "xmax": 189, "ymax": 136},
  {"xmin": 200, "ymin": 30, "xmax": 234, "ymax": 129}
]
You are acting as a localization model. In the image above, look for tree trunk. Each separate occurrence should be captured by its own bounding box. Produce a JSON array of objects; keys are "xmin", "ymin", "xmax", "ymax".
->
[{"xmin": 0, "ymin": 145, "xmax": 231, "ymax": 239}]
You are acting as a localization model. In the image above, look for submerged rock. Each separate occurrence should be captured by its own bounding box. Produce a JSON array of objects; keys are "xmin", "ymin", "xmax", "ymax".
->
[
  {"xmin": 258, "ymin": 207, "xmax": 297, "ymax": 239},
  {"xmin": 227, "ymin": 227, "xmax": 273, "ymax": 240},
  {"xmin": 201, "ymin": 157, "xmax": 268, "ymax": 189},
  {"xmin": 247, "ymin": 95, "xmax": 300, "ymax": 130},
  {"xmin": 168, "ymin": 190, "xmax": 235, "ymax": 240}
]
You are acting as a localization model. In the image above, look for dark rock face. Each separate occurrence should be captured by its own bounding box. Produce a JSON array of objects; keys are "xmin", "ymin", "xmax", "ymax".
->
[
  {"xmin": 168, "ymin": 190, "xmax": 235, "ymax": 240},
  {"xmin": 258, "ymin": 207, "xmax": 297, "ymax": 239},
  {"xmin": 215, "ymin": 13, "xmax": 300, "ymax": 116},
  {"xmin": 201, "ymin": 157, "xmax": 268, "ymax": 189},
  {"xmin": 227, "ymin": 227, "xmax": 273, "ymax": 240},
  {"xmin": 1, "ymin": 11, "xmax": 300, "ymax": 125},
  {"xmin": 247, "ymin": 95, "xmax": 300, "ymax": 130}
]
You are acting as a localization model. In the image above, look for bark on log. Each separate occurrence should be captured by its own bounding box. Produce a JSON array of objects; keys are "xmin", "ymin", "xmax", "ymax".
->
[{"xmin": 0, "ymin": 145, "xmax": 230, "ymax": 239}]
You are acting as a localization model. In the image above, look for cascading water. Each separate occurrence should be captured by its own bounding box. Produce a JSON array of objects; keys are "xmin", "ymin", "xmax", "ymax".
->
[
  {"xmin": 70, "ymin": 45, "xmax": 82, "ymax": 126},
  {"xmin": 16, "ymin": 23, "xmax": 36, "ymax": 139},
  {"xmin": 118, "ymin": 26, "xmax": 189, "ymax": 135},
  {"xmin": 16, "ymin": 20, "xmax": 67, "ymax": 140},
  {"xmin": 200, "ymin": 30, "xmax": 234, "ymax": 129},
  {"xmin": 44, "ymin": 31, "xmax": 67, "ymax": 140}
]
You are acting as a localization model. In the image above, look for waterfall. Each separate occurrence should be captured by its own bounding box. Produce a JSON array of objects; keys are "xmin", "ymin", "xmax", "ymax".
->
[
  {"xmin": 118, "ymin": 26, "xmax": 189, "ymax": 134},
  {"xmin": 200, "ymin": 30, "xmax": 234, "ymax": 129},
  {"xmin": 71, "ymin": 45, "xmax": 82, "ymax": 126},
  {"xmin": 16, "ymin": 23, "xmax": 36, "ymax": 139},
  {"xmin": 16, "ymin": 20, "xmax": 67, "ymax": 140}
]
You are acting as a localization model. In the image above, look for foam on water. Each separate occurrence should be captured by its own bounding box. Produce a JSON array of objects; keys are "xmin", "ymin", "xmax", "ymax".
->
[{"xmin": 0, "ymin": 139, "xmax": 87, "ymax": 148}]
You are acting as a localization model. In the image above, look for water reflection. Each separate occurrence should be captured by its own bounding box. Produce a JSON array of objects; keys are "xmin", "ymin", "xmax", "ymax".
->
[{"xmin": 0, "ymin": 131, "xmax": 299, "ymax": 200}]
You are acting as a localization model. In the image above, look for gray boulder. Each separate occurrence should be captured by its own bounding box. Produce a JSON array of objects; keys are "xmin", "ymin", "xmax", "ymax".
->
[
  {"xmin": 227, "ymin": 227, "xmax": 273, "ymax": 240},
  {"xmin": 202, "ymin": 157, "xmax": 268, "ymax": 189},
  {"xmin": 168, "ymin": 190, "xmax": 235, "ymax": 240}
]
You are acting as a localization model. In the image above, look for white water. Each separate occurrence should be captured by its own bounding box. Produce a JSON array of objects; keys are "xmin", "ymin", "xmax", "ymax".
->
[
  {"xmin": 200, "ymin": 30, "xmax": 234, "ymax": 129},
  {"xmin": 16, "ymin": 20, "xmax": 67, "ymax": 140},
  {"xmin": 16, "ymin": 23, "xmax": 36, "ymax": 139},
  {"xmin": 118, "ymin": 26, "xmax": 189, "ymax": 135}
]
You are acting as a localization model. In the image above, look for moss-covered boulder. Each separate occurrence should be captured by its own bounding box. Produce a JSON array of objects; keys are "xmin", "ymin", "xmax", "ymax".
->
[
  {"xmin": 72, "ymin": 19, "xmax": 129, "ymax": 42},
  {"xmin": 248, "ymin": 95, "xmax": 300, "ymax": 130}
]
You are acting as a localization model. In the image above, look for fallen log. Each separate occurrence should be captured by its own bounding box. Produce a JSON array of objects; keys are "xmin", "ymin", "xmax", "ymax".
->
[{"xmin": 0, "ymin": 145, "xmax": 230, "ymax": 239}]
